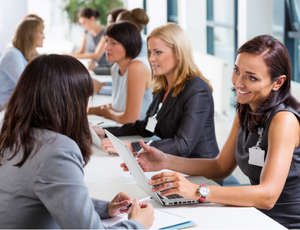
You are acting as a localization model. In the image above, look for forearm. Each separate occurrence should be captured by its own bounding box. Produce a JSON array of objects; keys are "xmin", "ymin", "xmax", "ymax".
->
[
  {"xmin": 104, "ymin": 109, "xmax": 139, "ymax": 124},
  {"xmin": 71, "ymin": 52, "xmax": 101, "ymax": 60},
  {"xmin": 88, "ymin": 106, "xmax": 102, "ymax": 116},
  {"xmin": 207, "ymin": 184, "xmax": 277, "ymax": 210}
]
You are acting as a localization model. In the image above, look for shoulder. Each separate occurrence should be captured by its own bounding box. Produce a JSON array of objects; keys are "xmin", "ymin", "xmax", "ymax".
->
[
  {"xmin": 35, "ymin": 129, "xmax": 83, "ymax": 166},
  {"xmin": 128, "ymin": 57, "xmax": 150, "ymax": 73},
  {"xmin": 181, "ymin": 77, "xmax": 212, "ymax": 97},
  {"xmin": 1, "ymin": 47, "xmax": 24, "ymax": 60}
]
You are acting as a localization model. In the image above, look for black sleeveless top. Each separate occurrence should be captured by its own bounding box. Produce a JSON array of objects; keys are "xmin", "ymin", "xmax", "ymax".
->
[{"xmin": 236, "ymin": 104, "xmax": 300, "ymax": 229}]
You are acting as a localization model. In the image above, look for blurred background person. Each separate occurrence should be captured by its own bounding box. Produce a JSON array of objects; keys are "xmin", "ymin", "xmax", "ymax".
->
[
  {"xmin": 0, "ymin": 17, "xmax": 44, "ymax": 111},
  {"xmin": 68, "ymin": 7, "xmax": 111, "ymax": 68}
]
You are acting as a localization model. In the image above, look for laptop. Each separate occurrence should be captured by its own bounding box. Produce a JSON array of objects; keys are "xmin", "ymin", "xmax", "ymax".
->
[{"xmin": 105, "ymin": 130, "xmax": 217, "ymax": 206}]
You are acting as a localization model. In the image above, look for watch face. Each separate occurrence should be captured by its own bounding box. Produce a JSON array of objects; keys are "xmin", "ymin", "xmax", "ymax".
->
[{"xmin": 200, "ymin": 186, "xmax": 209, "ymax": 196}]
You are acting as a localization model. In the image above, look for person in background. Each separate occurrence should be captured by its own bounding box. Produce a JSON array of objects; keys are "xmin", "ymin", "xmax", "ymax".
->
[
  {"xmin": 88, "ymin": 22, "xmax": 152, "ymax": 124},
  {"xmin": 95, "ymin": 23, "xmax": 219, "ymax": 161},
  {"xmin": 0, "ymin": 54, "xmax": 154, "ymax": 229},
  {"xmin": 106, "ymin": 7, "xmax": 126, "ymax": 27},
  {"xmin": 68, "ymin": 7, "xmax": 110, "ymax": 67},
  {"xmin": 124, "ymin": 35, "xmax": 300, "ymax": 229},
  {"xmin": 91, "ymin": 8, "xmax": 149, "ymax": 94},
  {"xmin": 0, "ymin": 17, "xmax": 44, "ymax": 111}
]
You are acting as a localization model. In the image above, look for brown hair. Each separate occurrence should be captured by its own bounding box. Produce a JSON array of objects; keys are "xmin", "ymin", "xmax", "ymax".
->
[
  {"xmin": 147, "ymin": 23, "xmax": 212, "ymax": 96},
  {"xmin": 118, "ymin": 8, "xmax": 149, "ymax": 31},
  {"xmin": 78, "ymin": 7, "xmax": 100, "ymax": 19},
  {"xmin": 236, "ymin": 35, "xmax": 300, "ymax": 131},
  {"xmin": 0, "ymin": 54, "xmax": 94, "ymax": 167},
  {"xmin": 23, "ymin": 14, "xmax": 44, "ymax": 22},
  {"xmin": 12, "ymin": 18, "xmax": 44, "ymax": 61},
  {"xmin": 107, "ymin": 7, "xmax": 126, "ymax": 23},
  {"xmin": 105, "ymin": 21, "xmax": 142, "ymax": 59}
]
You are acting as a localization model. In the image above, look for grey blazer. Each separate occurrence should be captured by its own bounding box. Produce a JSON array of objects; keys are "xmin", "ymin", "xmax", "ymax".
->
[{"xmin": 0, "ymin": 128, "xmax": 144, "ymax": 229}]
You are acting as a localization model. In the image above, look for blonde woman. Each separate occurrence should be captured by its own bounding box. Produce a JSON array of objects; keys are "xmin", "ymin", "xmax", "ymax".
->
[
  {"xmin": 95, "ymin": 23, "xmax": 219, "ymax": 160},
  {"xmin": 0, "ymin": 17, "xmax": 44, "ymax": 111}
]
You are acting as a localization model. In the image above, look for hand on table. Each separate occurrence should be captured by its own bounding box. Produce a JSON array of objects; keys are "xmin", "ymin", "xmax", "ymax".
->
[
  {"xmin": 128, "ymin": 199, "xmax": 154, "ymax": 229},
  {"xmin": 92, "ymin": 126, "xmax": 105, "ymax": 138},
  {"xmin": 149, "ymin": 172, "xmax": 200, "ymax": 200},
  {"xmin": 120, "ymin": 140, "xmax": 167, "ymax": 172},
  {"xmin": 108, "ymin": 192, "xmax": 132, "ymax": 217},
  {"xmin": 101, "ymin": 138, "xmax": 132, "ymax": 154},
  {"xmin": 93, "ymin": 79, "xmax": 106, "ymax": 93},
  {"xmin": 88, "ymin": 60, "xmax": 97, "ymax": 71}
]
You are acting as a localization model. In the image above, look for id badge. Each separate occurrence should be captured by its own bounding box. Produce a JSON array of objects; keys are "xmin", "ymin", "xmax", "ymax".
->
[
  {"xmin": 145, "ymin": 117, "xmax": 157, "ymax": 132},
  {"xmin": 248, "ymin": 147, "xmax": 265, "ymax": 167}
]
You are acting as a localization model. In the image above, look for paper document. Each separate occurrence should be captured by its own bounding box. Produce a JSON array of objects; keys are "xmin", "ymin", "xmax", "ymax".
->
[
  {"xmin": 101, "ymin": 209, "xmax": 191, "ymax": 229},
  {"xmin": 88, "ymin": 115, "xmax": 117, "ymax": 128}
]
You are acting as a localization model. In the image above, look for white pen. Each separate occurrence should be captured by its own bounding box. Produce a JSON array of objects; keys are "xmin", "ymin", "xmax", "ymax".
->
[
  {"xmin": 135, "ymin": 140, "xmax": 153, "ymax": 158},
  {"xmin": 120, "ymin": 196, "xmax": 154, "ymax": 211}
]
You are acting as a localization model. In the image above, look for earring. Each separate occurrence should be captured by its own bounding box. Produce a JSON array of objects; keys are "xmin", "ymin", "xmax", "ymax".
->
[{"xmin": 273, "ymin": 88, "xmax": 277, "ymax": 91}]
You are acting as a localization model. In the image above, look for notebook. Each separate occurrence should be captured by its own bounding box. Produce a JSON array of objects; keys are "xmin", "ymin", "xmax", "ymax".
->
[
  {"xmin": 89, "ymin": 124, "xmax": 101, "ymax": 148},
  {"xmin": 105, "ymin": 130, "xmax": 216, "ymax": 206}
]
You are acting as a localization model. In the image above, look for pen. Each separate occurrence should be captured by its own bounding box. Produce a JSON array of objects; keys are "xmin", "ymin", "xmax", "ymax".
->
[
  {"xmin": 97, "ymin": 121, "xmax": 104, "ymax": 125},
  {"xmin": 135, "ymin": 140, "xmax": 153, "ymax": 158},
  {"xmin": 120, "ymin": 196, "xmax": 154, "ymax": 211}
]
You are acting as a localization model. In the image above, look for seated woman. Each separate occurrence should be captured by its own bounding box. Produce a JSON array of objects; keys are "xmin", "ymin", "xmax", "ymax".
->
[
  {"xmin": 69, "ymin": 7, "xmax": 111, "ymax": 68},
  {"xmin": 0, "ymin": 17, "xmax": 44, "ymax": 111},
  {"xmin": 106, "ymin": 7, "xmax": 126, "ymax": 26},
  {"xmin": 95, "ymin": 23, "xmax": 219, "ymax": 160},
  {"xmin": 125, "ymin": 35, "xmax": 300, "ymax": 229},
  {"xmin": 92, "ymin": 8, "xmax": 149, "ymax": 94},
  {"xmin": 88, "ymin": 22, "xmax": 152, "ymax": 123},
  {"xmin": 0, "ymin": 54, "xmax": 154, "ymax": 229}
]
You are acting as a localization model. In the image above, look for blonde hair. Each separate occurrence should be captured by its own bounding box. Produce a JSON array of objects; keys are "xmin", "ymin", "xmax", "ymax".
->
[
  {"xmin": 118, "ymin": 8, "xmax": 149, "ymax": 31},
  {"xmin": 147, "ymin": 23, "xmax": 212, "ymax": 96},
  {"xmin": 12, "ymin": 18, "xmax": 44, "ymax": 61}
]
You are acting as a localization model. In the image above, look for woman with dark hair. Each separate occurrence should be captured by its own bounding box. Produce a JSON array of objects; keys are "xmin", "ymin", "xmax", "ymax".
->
[
  {"xmin": 69, "ymin": 7, "xmax": 110, "ymax": 66},
  {"xmin": 89, "ymin": 21, "xmax": 152, "ymax": 123},
  {"xmin": 121, "ymin": 35, "xmax": 300, "ymax": 229},
  {"xmin": 107, "ymin": 7, "xmax": 126, "ymax": 26},
  {"xmin": 0, "ymin": 17, "xmax": 44, "ymax": 111},
  {"xmin": 0, "ymin": 54, "xmax": 154, "ymax": 229}
]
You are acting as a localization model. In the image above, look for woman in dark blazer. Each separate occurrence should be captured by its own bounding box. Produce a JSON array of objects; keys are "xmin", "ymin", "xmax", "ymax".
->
[{"xmin": 94, "ymin": 23, "xmax": 219, "ymax": 159}]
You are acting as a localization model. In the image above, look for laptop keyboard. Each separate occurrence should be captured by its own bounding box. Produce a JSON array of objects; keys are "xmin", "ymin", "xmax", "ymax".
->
[{"xmin": 153, "ymin": 183, "xmax": 184, "ymax": 199}]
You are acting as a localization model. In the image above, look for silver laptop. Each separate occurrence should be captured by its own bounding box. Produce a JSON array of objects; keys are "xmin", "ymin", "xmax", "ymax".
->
[{"xmin": 105, "ymin": 130, "xmax": 217, "ymax": 206}]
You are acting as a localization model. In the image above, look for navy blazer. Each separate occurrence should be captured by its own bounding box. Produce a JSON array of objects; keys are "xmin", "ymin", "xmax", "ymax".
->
[{"xmin": 106, "ymin": 77, "xmax": 219, "ymax": 159}]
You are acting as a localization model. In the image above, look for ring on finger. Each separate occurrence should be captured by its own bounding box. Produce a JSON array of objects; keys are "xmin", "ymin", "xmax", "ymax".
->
[{"xmin": 166, "ymin": 177, "xmax": 171, "ymax": 189}]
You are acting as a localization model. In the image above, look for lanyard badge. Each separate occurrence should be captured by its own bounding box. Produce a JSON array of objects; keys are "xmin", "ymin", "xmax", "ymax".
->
[
  {"xmin": 146, "ymin": 103, "xmax": 162, "ymax": 132},
  {"xmin": 248, "ymin": 127, "xmax": 265, "ymax": 167}
]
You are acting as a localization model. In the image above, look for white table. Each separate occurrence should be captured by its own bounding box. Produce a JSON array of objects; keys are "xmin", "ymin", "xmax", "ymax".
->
[{"xmin": 84, "ymin": 144, "xmax": 285, "ymax": 229}]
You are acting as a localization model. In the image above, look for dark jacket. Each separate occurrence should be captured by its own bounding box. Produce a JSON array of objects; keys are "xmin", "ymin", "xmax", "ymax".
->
[{"xmin": 106, "ymin": 77, "xmax": 219, "ymax": 159}]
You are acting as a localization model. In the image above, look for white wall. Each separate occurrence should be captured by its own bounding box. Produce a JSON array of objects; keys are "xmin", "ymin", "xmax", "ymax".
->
[
  {"xmin": 0, "ymin": 0, "xmax": 27, "ymax": 52},
  {"xmin": 178, "ymin": 0, "xmax": 206, "ymax": 54},
  {"xmin": 238, "ymin": 0, "xmax": 273, "ymax": 47},
  {"xmin": 146, "ymin": 0, "xmax": 167, "ymax": 35}
]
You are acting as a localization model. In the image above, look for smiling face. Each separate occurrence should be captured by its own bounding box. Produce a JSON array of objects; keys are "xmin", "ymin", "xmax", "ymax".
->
[
  {"xmin": 147, "ymin": 37, "xmax": 178, "ymax": 80},
  {"xmin": 105, "ymin": 36, "xmax": 126, "ymax": 63},
  {"xmin": 232, "ymin": 52, "xmax": 278, "ymax": 111}
]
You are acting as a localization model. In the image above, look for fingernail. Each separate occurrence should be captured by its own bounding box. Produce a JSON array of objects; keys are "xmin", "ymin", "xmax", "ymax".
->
[
  {"xmin": 149, "ymin": 181, "xmax": 153, "ymax": 185},
  {"xmin": 152, "ymin": 188, "xmax": 155, "ymax": 192}
]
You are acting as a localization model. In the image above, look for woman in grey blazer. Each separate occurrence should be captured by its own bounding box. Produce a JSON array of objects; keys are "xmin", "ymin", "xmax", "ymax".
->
[{"xmin": 0, "ymin": 54, "xmax": 154, "ymax": 229}]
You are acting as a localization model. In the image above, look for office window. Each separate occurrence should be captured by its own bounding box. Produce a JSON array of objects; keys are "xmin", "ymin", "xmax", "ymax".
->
[
  {"xmin": 285, "ymin": 0, "xmax": 300, "ymax": 82},
  {"xmin": 273, "ymin": 0, "xmax": 285, "ymax": 43},
  {"xmin": 143, "ymin": 0, "xmax": 147, "ymax": 35},
  {"xmin": 167, "ymin": 0, "xmax": 178, "ymax": 23},
  {"xmin": 206, "ymin": 0, "xmax": 237, "ymax": 65}
]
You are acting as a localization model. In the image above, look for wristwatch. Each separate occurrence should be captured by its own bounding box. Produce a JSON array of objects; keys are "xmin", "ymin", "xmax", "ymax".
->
[{"xmin": 197, "ymin": 184, "xmax": 210, "ymax": 203}]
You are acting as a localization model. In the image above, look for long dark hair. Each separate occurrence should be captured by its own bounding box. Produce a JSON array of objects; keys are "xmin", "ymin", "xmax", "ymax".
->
[
  {"xmin": 236, "ymin": 35, "xmax": 300, "ymax": 131},
  {"xmin": 105, "ymin": 21, "xmax": 142, "ymax": 59},
  {"xmin": 0, "ymin": 54, "xmax": 94, "ymax": 167}
]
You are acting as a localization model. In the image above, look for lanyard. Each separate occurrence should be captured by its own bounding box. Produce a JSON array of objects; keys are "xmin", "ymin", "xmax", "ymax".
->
[
  {"xmin": 152, "ymin": 103, "xmax": 162, "ymax": 118},
  {"xmin": 255, "ymin": 127, "xmax": 264, "ymax": 148}
]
